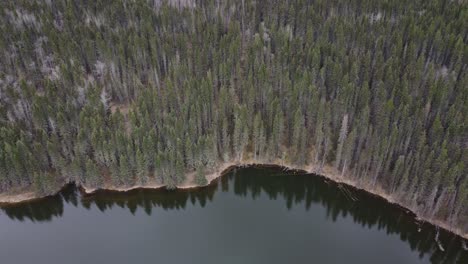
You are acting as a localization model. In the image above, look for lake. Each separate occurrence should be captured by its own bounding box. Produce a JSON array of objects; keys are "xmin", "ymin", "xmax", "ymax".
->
[{"xmin": 0, "ymin": 166, "xmax": 466, "ymax": 264}]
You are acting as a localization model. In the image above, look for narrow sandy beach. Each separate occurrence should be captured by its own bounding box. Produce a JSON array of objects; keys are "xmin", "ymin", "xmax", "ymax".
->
[{"xmin": 0, "ymin": 160, "xmax": 467, "ymax": 240}]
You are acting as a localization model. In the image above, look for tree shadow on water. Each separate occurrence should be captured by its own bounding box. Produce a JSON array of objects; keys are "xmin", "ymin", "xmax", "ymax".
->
[{"xmin": 1, "ymin": 166, "xmax": 467, "ymax": 263}]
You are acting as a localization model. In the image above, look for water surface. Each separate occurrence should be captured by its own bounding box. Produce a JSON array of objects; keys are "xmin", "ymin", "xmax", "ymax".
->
[{"xmin": 0, "ymin": 167, "xmax": 466, "ymax": 264}]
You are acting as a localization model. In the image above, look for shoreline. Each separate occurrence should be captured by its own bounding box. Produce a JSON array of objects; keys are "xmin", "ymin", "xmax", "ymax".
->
[{"xmin": 0, "ymin": 161, "xmax": 467, "ymax": 240}]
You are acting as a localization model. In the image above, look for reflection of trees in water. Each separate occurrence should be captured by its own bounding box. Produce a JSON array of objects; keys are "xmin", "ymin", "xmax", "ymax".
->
[
  {"xmin": 81, "ymin": 185, "xmax": 217, "ymax": 215},
  {"xmin": 230, "ymin": 168, "xmax": 468, "ymax": 263},
  {"xmin": 1, "ymin": 199, "xmax": 64, "ymax": 222},
  {"xmin": 0, "ymin": 185, "xmax": 76, "ymax": 222},
  {"xmin": 1, "ymin": 167, "xmax": 466, "ymax": 262}
]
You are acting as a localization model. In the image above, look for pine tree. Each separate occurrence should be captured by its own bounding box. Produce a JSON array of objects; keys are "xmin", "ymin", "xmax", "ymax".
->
[
  {"xmin": 195, "ymin": 164, "xmax": 208, "ymax": 185},
  {"xmin": 85, "ymin": 159, "xmax": 101, "ymax": 188},
  {"xmin": 335, "ymin": 114, "xmax": 348, "ymax": 169},
  {"xmin": 136, "ymin": 149, "xmax": 147, "ymax": 185}
]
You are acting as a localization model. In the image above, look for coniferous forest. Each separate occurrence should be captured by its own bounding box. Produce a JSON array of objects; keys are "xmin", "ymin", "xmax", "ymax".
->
[{"xmin": 0, "ymin": 0, "xmax": 466, "ymax": 234}]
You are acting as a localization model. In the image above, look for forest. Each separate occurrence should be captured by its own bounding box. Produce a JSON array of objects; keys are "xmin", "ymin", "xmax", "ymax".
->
[{"xmin": 0, "ymin": 0, "xmax": 466, "ymax": 234}]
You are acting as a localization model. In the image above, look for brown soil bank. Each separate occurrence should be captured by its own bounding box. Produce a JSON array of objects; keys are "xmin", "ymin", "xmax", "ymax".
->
[{"xmin": 0, "ymin": 161, "xmax": 467, "ymax": 240}]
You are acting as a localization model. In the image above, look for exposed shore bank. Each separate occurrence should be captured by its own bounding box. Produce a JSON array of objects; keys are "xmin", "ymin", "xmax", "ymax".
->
[{"xmin": 0, "ymin": 161, "xmax": 467, "ymax": 240}]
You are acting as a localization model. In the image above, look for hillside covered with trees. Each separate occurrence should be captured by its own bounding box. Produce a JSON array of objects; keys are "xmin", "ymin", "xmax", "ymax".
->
[{"xmin": 0, "ymin": 0, "xmax": 466, "ymax": 234}]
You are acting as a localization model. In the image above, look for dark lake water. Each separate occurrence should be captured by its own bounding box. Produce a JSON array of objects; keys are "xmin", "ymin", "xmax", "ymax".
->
[{"xmin": 0, "ymin": 167, "xmax": 467, "ymax": 264}]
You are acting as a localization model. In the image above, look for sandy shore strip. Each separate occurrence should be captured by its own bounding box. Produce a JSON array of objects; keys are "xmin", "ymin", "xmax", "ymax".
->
[{"xmin": 0, "ymin": 160, "xmax": 467, "ymax": 240}]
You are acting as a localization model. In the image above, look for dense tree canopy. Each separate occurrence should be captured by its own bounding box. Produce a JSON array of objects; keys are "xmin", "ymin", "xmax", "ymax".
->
[{"xmin": 0, "ymin": 0, "xmax": 466, "ymax": 232}]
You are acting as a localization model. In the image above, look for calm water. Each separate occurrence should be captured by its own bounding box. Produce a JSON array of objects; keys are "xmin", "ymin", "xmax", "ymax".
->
[{"xmin": 0, "ymin": 167, "xmax": 466, "ymax": 264}]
